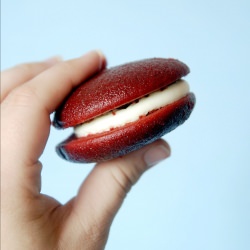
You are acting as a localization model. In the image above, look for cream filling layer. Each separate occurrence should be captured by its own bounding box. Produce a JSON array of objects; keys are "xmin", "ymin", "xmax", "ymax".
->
[{"xmin": 74, "ymin": 79, "xmax": 189, "ymax": 137}]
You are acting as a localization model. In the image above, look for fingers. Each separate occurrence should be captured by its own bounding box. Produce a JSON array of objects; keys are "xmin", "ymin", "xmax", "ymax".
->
[
  {"xmin": 1, "ymin": 57, "xmax": 62, "ymax": 102},
  {"xmin": 3, "ymin": 50, "xmax": 106, "ymax": 113},
  {"xmin": 65, "ymin": 140, "xmax": 170, "ymax": 247},
  {"xmin": 1, "ymin": 50, "xmax": 106, "ymax": 195},
  {"xmin": 21, "ymin": 50, "xmax": 106, "ymax": 114}
]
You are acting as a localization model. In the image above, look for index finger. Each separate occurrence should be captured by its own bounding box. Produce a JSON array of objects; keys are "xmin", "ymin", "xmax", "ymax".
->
[
  {"xmin": 1, "ymin": 50, "xmax": 106, "ymax": 171},
  {"xmin": 24, "ymin": 50, "xmax": 106, "ymax": 114},
  {"xmin": 1, "ymin": 57, "xmax": 62, "ymax": 102}
]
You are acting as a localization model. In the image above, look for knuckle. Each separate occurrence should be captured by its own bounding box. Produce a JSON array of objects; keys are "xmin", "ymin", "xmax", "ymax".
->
[
  {"xmin": 109, "ymin": 162, "xmax": 140, "ymax": 195},
  {"xmin": 97, "ymin": 158, "xmax": 147, "ymax": 198},
  {"xmin": 84, "ymin": 221, "xmax": 108, "ymax": 245},
  {"xmin": 66, "ymin": 209, "xmax": 107, "ymax": 249},
  {"xmin": 13, "ymin": 62, "xmax": 48, "ymax": 82},
  {"xmin": 7, "ymin": 85, "xmax": 37, "ymax": 108},
  {"xmin": 14, "ymin": 63, "xmax": 33, "ymax": 78}
]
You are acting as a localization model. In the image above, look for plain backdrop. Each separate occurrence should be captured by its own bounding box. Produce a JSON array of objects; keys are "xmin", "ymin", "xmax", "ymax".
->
[{"xmin": 1, "ymin": 0, "xmax": 250, "ymax": 249}]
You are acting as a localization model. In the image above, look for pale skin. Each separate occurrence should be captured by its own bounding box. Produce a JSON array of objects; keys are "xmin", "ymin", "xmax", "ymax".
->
[{"xmin": 1, "ymin": 51, "xmax": 171, "ymax": 250}]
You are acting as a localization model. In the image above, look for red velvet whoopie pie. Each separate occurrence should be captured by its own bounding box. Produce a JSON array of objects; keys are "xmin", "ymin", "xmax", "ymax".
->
[{"xmin": 53, "ymin": 58, "xmax": 196, "ymax": 163}]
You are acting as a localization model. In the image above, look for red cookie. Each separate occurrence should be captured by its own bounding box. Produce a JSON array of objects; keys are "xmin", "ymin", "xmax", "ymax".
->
[{"xmin": 53, "ymin": 58, "xmax": 196, "ymax": 163}]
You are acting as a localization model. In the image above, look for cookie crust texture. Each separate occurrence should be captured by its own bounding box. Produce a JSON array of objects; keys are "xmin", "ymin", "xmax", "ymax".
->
[
  {"xmin": 54, "ymin": 58, "xmax": 190, "ymax": 129},
  {"xmin": 56, "ymin": 94, "xmax": 195, "ymax": 163},
  {"xmin": 53, "ymin": 58, "xmax": 195, "ymax": 163}
]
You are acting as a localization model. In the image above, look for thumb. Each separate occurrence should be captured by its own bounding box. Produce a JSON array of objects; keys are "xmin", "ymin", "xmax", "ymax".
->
[{"xmin": 67, "ymin": 139, "xmax": 170, "ymax": 246}]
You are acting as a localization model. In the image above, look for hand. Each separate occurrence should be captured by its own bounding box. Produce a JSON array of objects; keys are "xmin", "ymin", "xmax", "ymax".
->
[{"xmin": 1, "ymin": 51, "xmax": 171, "ymax": 250}]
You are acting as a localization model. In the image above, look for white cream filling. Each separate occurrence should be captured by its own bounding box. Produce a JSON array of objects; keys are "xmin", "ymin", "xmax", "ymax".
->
[{"xmin": 74, "ymin": 79, "xmax": 189, "ymax": 137}]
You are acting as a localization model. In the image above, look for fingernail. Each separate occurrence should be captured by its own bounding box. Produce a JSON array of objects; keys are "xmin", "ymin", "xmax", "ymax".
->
[
  {"xmin": 82, "ymin": 50, "xmax": 107, "ymax": 71},
  {"xmin": 45, "ymin": 56, "xmax": 63, "ymax": 66},
  {"xmin": 95, "ymin": 50, "xmax": 107, "ymax": 70},
  {"xmin": 144, "ymin": 144, "xmax": 171, "ymax": 168}
]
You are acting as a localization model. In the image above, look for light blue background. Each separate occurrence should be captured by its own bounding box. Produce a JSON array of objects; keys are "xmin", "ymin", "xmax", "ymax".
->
[{"xmin": 2, "ymin": 0, "xmax": 250, "ymax": 249}]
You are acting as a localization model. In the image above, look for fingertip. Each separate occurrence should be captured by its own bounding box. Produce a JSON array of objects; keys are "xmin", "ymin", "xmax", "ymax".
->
[
  {"xmin": 78, "ymin": 50, "xmax": 107, "ymax": 72},
  {"xmin": 44, "ymin": 56, "xmax": 63, "ymax": 66},
  {"xmin": 92, "ymin": 50, "xmax": 107, "ymax": 70},
  {"xmin": 143, "ymin": 140, "xmax": 171, "ymax": 168}
]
